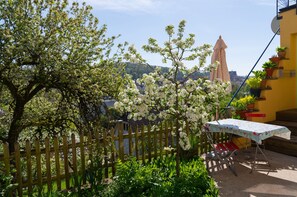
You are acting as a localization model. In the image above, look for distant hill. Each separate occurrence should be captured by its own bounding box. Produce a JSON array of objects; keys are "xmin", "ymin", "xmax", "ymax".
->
[{"xmin": 125, "ymin": 62, "xmax": 209, "ymax": 80}]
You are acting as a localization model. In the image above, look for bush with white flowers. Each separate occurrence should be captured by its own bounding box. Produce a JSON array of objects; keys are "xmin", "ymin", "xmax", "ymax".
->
[{"xmin": 117, "ymin": 20, "xmax": 230, "ymax": 176}]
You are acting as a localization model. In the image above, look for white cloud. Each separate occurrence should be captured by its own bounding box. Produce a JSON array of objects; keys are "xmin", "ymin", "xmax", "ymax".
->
[{"xmin": 75, "ymin": 0, "xmax": 162, "ymax": 12}]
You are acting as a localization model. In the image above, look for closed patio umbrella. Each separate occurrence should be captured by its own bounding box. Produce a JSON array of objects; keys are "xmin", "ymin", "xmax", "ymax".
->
[{"xmin": 210, "ymin": 36, "xmax": 231, "ymax": 92}]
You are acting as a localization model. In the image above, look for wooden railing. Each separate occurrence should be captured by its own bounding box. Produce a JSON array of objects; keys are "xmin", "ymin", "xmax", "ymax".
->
[{"xmin": 0, "ymin": 122, "xmax": 227, "ymax": 196}]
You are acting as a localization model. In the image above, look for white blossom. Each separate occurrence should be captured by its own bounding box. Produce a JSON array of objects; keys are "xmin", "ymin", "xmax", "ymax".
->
[{"xmin": 114, "ymin": 20, "xmax": 229, "ymax": 151}]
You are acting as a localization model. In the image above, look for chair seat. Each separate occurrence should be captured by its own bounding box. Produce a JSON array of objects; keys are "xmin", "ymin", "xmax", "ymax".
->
[{"xmin": 215, "ymin": 141, "xmax": 239, "ymax": 152}]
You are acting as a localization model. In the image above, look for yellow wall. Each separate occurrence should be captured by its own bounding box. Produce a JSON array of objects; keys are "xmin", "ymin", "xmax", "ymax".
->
[{"xmin": 252, "ymin": 7, "xmax": 297, "ymax": 123}]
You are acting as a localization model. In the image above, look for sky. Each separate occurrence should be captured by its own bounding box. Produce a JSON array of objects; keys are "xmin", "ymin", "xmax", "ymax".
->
[{"xmin": 75, "ymin": 0, "xmax": 280, "ymax": 76}]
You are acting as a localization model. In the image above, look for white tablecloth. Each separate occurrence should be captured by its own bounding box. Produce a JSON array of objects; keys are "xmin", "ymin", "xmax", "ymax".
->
[{"xmin": 205, "ymin": 118, "xmax": 291, "ymax": 144}]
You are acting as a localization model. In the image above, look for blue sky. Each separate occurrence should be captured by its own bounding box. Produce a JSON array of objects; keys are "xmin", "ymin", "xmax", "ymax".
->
[{"xmin": 76, "ymin": 0, "xmax": 280, "ymax": 76}]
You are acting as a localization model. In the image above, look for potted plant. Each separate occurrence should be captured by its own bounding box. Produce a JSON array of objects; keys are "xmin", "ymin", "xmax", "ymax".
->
[
  {"xmin": 231, "ymin": 95, "xmax": 256, "ymax": 119},
  {"xmin": 231, "ymin": 99, "xmax": 248, "ymax": 119},
  {"xmin": 252, "ymin": 70, "xmax": 267, "ymax": 88},
  {"xmin": 276, "ymin": 46, "xmax": 287, "ymax": 59},
  {"xmin": 262, "ymin": 61, "xmax": 277, "ymax": 78},
  {"xmin": 243, "ymin": 95, "xmax": 256, "ymax": 110},
  {"xmin": 246, "ymin": 77, "xmax": 262, "ymax": 98},
  {"xmin": 269, "ymin": 55, "xmax": 280, "ymax": 65}
]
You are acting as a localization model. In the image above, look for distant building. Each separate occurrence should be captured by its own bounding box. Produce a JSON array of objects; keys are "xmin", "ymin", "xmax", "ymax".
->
[{"xmin": 229, "ymin": 71, "xmax": 246, "ymax": 85}]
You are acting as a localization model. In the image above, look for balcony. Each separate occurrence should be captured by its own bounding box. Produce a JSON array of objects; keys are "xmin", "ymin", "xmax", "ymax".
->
[{"xmin": 277, "ymin": 0, "xmax": 297, "ymax": 18}]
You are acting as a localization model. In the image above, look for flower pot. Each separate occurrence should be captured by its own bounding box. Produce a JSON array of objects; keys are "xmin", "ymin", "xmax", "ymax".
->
[
  {"xmin": 277, "ymin": 51, "xmax": 286, "ymax": 59},
  {"xmin": 265, "ymin": 68, "xmax": 275, "ymax": 78},
  {"xmin": 247, "ymin": 103, "xmax": 255, "ymax": 111},
  {"xmin": 269, "ymin": 57, "xmax": 280, "ymax": 65},
  {"xmin": 250, "ymin": 88, "xmax": 261, "ymax": 98},
  {"xmin": 235, "ymin": 110, "xmax": 247, "ymax": 120},
  {"xmin": 260, "ymin": 80, "xmax": 267, "ymax": 89}
]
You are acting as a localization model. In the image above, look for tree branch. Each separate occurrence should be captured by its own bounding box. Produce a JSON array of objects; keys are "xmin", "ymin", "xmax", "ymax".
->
[
  {"xmin": 1, "ymin": 78, "xmax": 19, "ymax": 100},
  {"xmin": 25, "ymin": 84, "xmax": 44, "ymax": 102}
]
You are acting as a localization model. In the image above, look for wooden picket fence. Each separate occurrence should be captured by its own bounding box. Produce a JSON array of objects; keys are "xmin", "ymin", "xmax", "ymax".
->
[{"xmin": 0, "ymin": 122, "xmax": 227, "ymax": 196}]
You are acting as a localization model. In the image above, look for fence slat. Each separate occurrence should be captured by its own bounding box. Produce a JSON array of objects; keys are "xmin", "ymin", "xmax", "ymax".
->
[
  {"xmin": 26, "ymin": 140, "xmax": 33, "ymax": 195},
  {"xmin": 79, "ymin": 133, "xmax": 86, "ymax": 184},
  {"xmin": 128, "ymin": 126, "xmax": 133, "ymax": 156},
  {"xmin": 63, "ymin": 135, "xmax": 70, "ymax": 189},
  {"xmin": 160, "ymin": 122, "xmax": 164, "ymax": 156},
  {"xmin": 135, "ymin": 126, "xmax": 139, "ymax": 160},
  {"xmin": 165, "ymin": 122, "xmax": 169, "ymax": 155},
  {"xmin": 147, "ymin": 125, "xmax": 152, "ymax": 162},
  {"xmin": 110, "ymin": 128, "xmax": 116, "ymax": 176},
  {"xmin": 71, "ymin": 134, "xmax": 78, "ymax": 187},
  {"xmin": 14, "ymin": 143, "xmax": 22, "ymax": 197},
  {"xmin": 35, "ymin": 140, "xmax": 42, "ymax": 192},
  {"xmin": 170, "ymin": 122, "xmax": 175, "ymax": 156},
  {"xmin": 54, "ymin": 136, "xmax": 61, "ymax": 191},
  {"xmin": 45, "ymin": 137, "xmax": 52, "ymax": 191},
  {"xmin": 118, "ymin": 123, "xmax": 124, "ymax": 161},
  {"xmin": 141, "ymin": 125, "xmax": 145, "ymax": 164},
  {"xmin": 103, "ymin": 129, "xmax": 109, "ymax": 178},
  {"xmin": 153, "ymin": 126, "xmax": 157, "ymax": 159},
  {"xmin": 3, "ymin": 143, "xmax": 10, "ymax": 175},
  {"xmin": 88, "ymin": 132, "xmax": 93, "ymax": 170}
]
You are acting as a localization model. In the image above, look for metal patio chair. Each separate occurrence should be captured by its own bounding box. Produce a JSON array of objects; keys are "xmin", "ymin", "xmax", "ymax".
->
[{"xmin": 204, "ymin": 125, "xmax": 239, "ymax": 176}]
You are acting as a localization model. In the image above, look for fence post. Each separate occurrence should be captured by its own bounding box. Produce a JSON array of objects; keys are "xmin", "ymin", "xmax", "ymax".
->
[
  {"xmin": 118, "ymin": 122, "xmax": 124, "ymax": 161},
  {"xmin": 135, "ymin": 125, "xmax": 139, "ymax": 160},
  {"xmin": 35, "ymin": 140, "xmax": 42, "ymax": 192},
  {"xmin": 79, "ymin": 133, "xmax": 86, "ymax": 184},
  {"xmin": 63, "ymin": 135, "xmax": 70, "ymax": 189},
  {"xmin": 14, "ymin": 143, "xmax": 22, "ymax": 197},
  {"xmin": 45, "ymin": 137, "xmax": 52, "ymax": 191},
  {"xmin": 3, "ymin": 143, "xmax": 10, "ymax": 175},
  {"xmin": 71, "ymin": 134, "xmax": 78, "ymax": 187},
  {"xmin": 110, "ymin": 128, "xmax": 116, "ymax": 176},
  {"xmin": 160, "ymin": 122, "xmax": 164, "ymax": 156},
  {"xmin": 103, "ymin": 129, "xmax": 109, "ymax": 178},
  {"xmin": 147, "ymin": 125, "xmax": 152, "ymax": 162},
  {"xmin": 153, "ymin": 126, "xmax": 157, "ymax": 159},
  {"xmin": 53, "ymin": 136, "xmax": 61, "ymax": 191},
  {"xmin": 141, "ymin": 125, "xmax": 145, "ymax": 164},
  {"xmin": 25, "ymin": 140, "xmax": 33, "ymax": 195},
  {"xmin": 128, "ymin": 126, "xmax": 133, "ymax": 156}
]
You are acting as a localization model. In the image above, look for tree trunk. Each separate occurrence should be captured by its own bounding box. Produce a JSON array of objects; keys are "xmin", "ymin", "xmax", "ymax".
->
[
  {"xmin": 7, "ymin": 100, "xmax": 25, "ymax": 153},
  {"xmin": 175, "ymin": 117, "xmax": 180, "ymax": 177},
  {"xmin": 175, "ymin": 80, "xmax": 180, "ymax": 177}
]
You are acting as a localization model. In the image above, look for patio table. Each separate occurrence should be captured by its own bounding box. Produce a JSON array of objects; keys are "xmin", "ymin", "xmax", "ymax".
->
[{"xmin": 205, "ymin": 118, "xmax": 291, "ymax": 172}]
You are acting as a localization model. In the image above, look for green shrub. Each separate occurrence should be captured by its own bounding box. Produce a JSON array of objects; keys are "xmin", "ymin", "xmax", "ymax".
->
[
  {"xmin": 0, "ymin": 170, "xmax": 18, "ymax": 197},
  {"xmin": 102, "ymin": 156, "xmax": 218, "ymax": 197}
]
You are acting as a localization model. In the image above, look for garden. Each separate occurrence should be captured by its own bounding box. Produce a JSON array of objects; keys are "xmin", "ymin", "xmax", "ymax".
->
[{"xmin": 0, "ymin": 0, "xmax": 235, "ymax": 196}]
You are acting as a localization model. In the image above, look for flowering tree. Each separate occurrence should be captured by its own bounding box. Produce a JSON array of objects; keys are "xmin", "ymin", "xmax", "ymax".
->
[
  {"xmin": 115, "ymin": 20, "xmax": 229, "ymax": 176},
  {"xmin": 0, "ymin": 0, "xmax": 129, "ymax": 152}
]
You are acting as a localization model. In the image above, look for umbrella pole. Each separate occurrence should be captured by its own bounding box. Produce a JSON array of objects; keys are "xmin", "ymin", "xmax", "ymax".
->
[{"xmin": 226, "ymin": 28, "xmax": 280, "ymax": 109}]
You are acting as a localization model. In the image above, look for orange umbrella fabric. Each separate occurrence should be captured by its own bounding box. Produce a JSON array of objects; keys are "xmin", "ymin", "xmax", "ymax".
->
[{"xmin": 210, "ymin": 36, "xmax": 231, "ymax": 88}]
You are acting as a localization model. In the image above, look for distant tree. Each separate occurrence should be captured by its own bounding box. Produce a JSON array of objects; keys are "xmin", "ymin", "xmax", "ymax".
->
[
  {"xmin": 0, "ymin": 0, "xmax": 127, "ymax": 152},
  {"xmin": 125, "ymin": 62, "xmax": 209, "ymax": 80},
  {"xmin": 116, "ymin": 20, "xmax": 229, "ymax": 176}
]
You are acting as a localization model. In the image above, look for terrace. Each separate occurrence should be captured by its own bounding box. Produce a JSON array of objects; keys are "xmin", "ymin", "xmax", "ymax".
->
[{"xmin": 205, "ymin": 147, "xmax": 297, "ymax": 196}]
